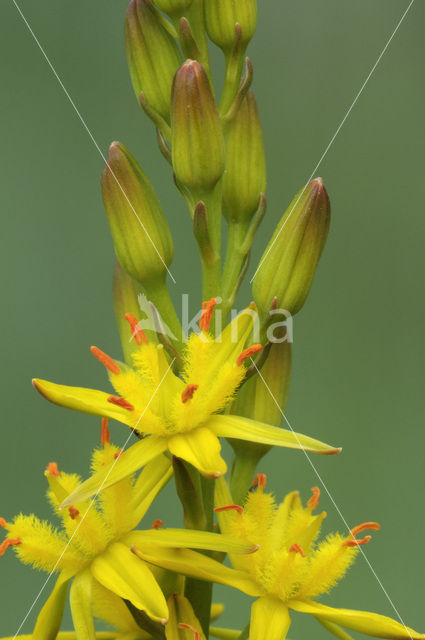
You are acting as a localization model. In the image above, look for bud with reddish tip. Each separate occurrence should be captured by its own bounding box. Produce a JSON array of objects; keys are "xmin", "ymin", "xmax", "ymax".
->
[
  {"xmin": 253, "ymin": 179, "xmax": 331, "ymax": 318},
  {"xmin": 101, "ymin": 142, "xmax": 174, "ymax": 285},
  {"xmin": 223, "ymin": 90, "xmax": 266, "ymax": 224},
  {"xmin": 125, "ymin": 0, "xmax": 182, "ymax": 123},
  {"xmin": 204, "ymin": 0, "xmax": 257, "ymax": 52},
  {"xmin": 171, "ymin": 59, "xmax": 225, "ymax": 197}
]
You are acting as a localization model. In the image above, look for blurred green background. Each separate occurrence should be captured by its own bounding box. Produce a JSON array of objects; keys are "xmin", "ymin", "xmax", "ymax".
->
[{"xmin": 1, "ymin": 0, "xmax": 424, "ymax": 636}]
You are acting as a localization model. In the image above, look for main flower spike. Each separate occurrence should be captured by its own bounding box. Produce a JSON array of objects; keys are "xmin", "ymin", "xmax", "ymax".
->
[
  {"xmin": 33, "ymin": 303, "xmax": 340, "ymax": 506},
  {"xmin": 0, "ymin": 425, "xmax": 258, "ymax": 636},
  {"xmin": 135, "ymin": 476, "xmax": 425, "ymax": 640}
]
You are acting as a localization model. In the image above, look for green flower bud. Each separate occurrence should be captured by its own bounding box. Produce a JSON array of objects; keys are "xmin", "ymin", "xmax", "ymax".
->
[
  {"xmin": 153, "ymin": 0, "xmax": 193, "ymax": 18},
  {"xmin": 253, "ymin": 179, "xmax": 330, "ymax": 318},
  {"xmin": 101, "ymin": 141, "xmax": 174, "ymax": 285},
  {"xmin": 125, "ymin": 0, "xmax": 182, "ymax": 123},
  {"xmin": 204, "ymin": 0, "xmax": 257, "ymax": 51},
  {"xmin": 171, "ymin": 59, "xmax": 225, "ymax": 197},
  {"xmin": 223, "ymin": 90, "xmax": 266, "ymax": 223}
]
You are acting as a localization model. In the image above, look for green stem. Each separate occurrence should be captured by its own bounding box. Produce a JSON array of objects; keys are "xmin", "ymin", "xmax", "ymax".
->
[
  {"xmin": 220, "ymin": 48, "xmax": 247, "ymax": 116},
  {"xmin": 199, "ymin": 185, "xmax": 222, "ymax": 302},
  {"xmin": 143, "ymin": 274, "xmax": 184, "ymax": 352},
  {"xmin": 221, "ymin": 221, "xmax": 249, "ymax": 319},
  {"xmin": 229, "ymin": 448, "xmax": 260, "ymax": 505}
]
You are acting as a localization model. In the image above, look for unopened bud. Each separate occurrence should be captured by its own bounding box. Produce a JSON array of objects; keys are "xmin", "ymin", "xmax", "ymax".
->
[
  {"xmin": 125, "ymin": 0, "xmax": 182, "ymax": 122},
  {"xmin": 153, "ymin": 0, "xmax": 193, "ymax": 18},
  {"xmin": 223, "ymin": 90, "xmax": 266, "ymax": 223},
  {"xmin": 171, "ymin": 59, "xmax": 225, "ymax": 197},
  {"xmin": 204, "ymin": 0, "xmax": 257, "ymax": 52},
  {"xmin": 101, "ymin": 142, "xmax": 174, "ymax": 285},
  {"xmin": 253, "ymin": 179, "xmax": 330, "ymax": 317}
]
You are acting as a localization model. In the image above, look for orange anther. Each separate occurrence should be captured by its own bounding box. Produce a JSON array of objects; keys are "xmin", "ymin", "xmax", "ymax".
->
[
  {"xmin": 214, "ymin": 504, "xmax": 243, "ymax": 515},
  {"xmin": 350, "ymin": 522, "xmax": 380, "ymax": 537},
  {"xmin": 0, "ymin": 518, "xmax": 6, "ymax": 528},
  {"xmin": 178, "ymin": 623, "xmax": 201, "ymax": 640},
  {"xmin": 100, "ymin": 417, "xmax": 110, "ymax": 447},
  {"xmin": 252, "ymin": 473, "xmax": 267, "ymax": 490},
  {"xmin": 307, "ymin": 486, "xmax": 321, "ymax": 510},
  {"xmin": 181, "ymin": 384, "xmax": 199, "ymax": 403},
  {"xmin": 114, "ymin": 450, "xmax": 124, "ymax": 460},
  {"xmin": 289, "ymin": 543, "xmax": 306, "ymax": 557},
  {"xmin": 69, "ymin": 507, "xmax": 79, "ymax": 520},
  {"xmin": 199, "ymin": 298, "xmax": 217, "ymax": 332},
  {"xmin": 107, "ymin": 396, "xmax": 134, "ymax": 411},
  {"xmin": 0, "ymin": 538, "xmax": 21, "ymax": 556},
  {"xmin": 343, "ymin": 535, "xmax": 372, "ymax": 548},
  {"xmin": 236, "ymin": 344, "xmax": 262, "ymax": 366},
  {"xmin": 152, "ymin": 519, "xmax": 164, "ymax": 529},
  {"xmin": 125, "ymin": 313, "xmax": 148, "ymax": 345},
  {"xmin": 90, "ymin": 346, "xmax": 120, "ymax": 375},
  {"xmin": 46, "ymin": 462, "xmax": 60, "ymax": 477}
]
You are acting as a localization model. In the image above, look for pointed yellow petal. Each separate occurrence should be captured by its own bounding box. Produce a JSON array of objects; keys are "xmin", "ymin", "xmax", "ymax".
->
[
  {"xmin": 210, "ymin": 604, "xmax": 225, "ymax": 622},
  {"xmin": 166, "ymin": 593, "xmax": 206, "ymax": 640},
  {"xmin": 91, "ymin": 578, "xmax": 142, "ymax": 633},
  {"xmin": 126, "ymin": 528, "xmax": 257, "ymax": 554},
  {"xmin": 69, "ymin": 570, "xmax": 96, "ymax": 640},
  {"xmin": 209, "ymin": 628, "xmax": 240, "ymax": 640},
  {"xmin": 33, "ymin": 379, "xmax": 134, "ymax": 427},
  {"xmin": 90, "ymin": 542, "xmax": 168, "ymax": 623},
  {"xmin": 209, "ymin": 415, "xmax": 341, "ymax": 455},
  {"xmin": 250, "ymin": 597, "xmax": 291, "ymax": 640},
  {"xmin": 289, "ymin": 601, "xmax": 425, "ymax": 640},
  {"xmin": 317, "ymin": 618, "xmax": 355, "ymax": 640},
  {"xmin": 61, "ymin": 437, "xmax": 167, "ymax": 508},
  {"xmin": 168, "ymin": 427, "xmax": 227, "ymax": 478},
  {"xmin": 132, "ymin": 545, "xmax": 261, "ymax": 597},
  {"xmin": 129, "ymin": 455, "xmax": 173, "ymax": 527},
  {"xmin": 33, "ymin": 572, "xmax": 70, "ymax": 640}
]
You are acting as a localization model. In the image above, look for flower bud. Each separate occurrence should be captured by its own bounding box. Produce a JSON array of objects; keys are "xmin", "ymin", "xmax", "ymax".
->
[
  {"xmin": 223, "ymin": 90, "xmax": 266, "ymax": 223},
  {"xmin": 171, "ymin": 59, "xmax": 225, "ymax": 197},
  {"xmin": 252, "ymin": 179, "xmax": 330, "ymax": 318},
  {"xmin": 125, "ymin": 0, "xmax": 182, "ymax": 123},
  {"xmin": 101, "ymin": 142, "xmax": 174, "ymax": 285},
  {"xmin": 153, "ymin": 0, "xmax": 193, "ymax": 18},
  {"xmin": 204, "ymin": 0, "xmax": 257, "ymax": 52}
]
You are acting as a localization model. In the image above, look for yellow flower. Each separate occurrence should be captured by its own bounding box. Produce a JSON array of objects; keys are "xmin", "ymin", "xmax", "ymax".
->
[
  {"xmin": 133, "ymin": 475, "xmax": 425, "ymax": 640},
  {"xmin": 33, "ymin": 301, "xmax": 340, "ymax": 507},
  {"xmin": 0, "ymin": 421, "xmax": 257, "ymax": 638}
]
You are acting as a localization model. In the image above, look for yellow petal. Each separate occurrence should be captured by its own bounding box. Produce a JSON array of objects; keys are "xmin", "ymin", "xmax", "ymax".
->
[
  {"xmin": 33, "ymin": 571, "xmax": 70, "ymax": 640},
  {"xmin": 129, "ymin": 455, "xmax": 173, "ymax": 527},
  {"xmin": 209, "ymin": 628, "xmax": 240, "ymax": 640},
  {"xmin": 289, "ymin": 601, "xmax": 425, "ymax": 640},
  {"xmin": 91, "ymin": 578, "xmax": 142, "ymax": 633},
  {"xmin": 209, "ymin": 414, "xmax": 341, "ymax": 455},
  {"xmin": 168, "ymin": 427, "xmax": 227, "ymax": 478},
  {"xmin": 132, "ymin": 545, "xmax": 261, "ymax": 597},
  {"xmin": 250, "ymin": 597, "xmax": 291, "ymax": 640},
  {"xmin": 61, "ymin": 437, "xmax": 168, "ymax": 508},
  {"xmin": 32, "ymin": 379, "xmax": 134, "ymax": 427},
  {"xmin": 166, "ymin": 593, "xmax": 206, "ymax": 640},
  {"xmin": 317, "ymin": 618, "xmax": 355, "ymax": 640},
  {"xmin": 69, "ymin": 570, "xmax": 96, "ymax": 640},
  {"xmin": 90, "ymin": 542, "xmax": 168, "ymax": 623},
  {"xmin": 126, "ymin": 528, "xmax": 257, "ymax": 554}
]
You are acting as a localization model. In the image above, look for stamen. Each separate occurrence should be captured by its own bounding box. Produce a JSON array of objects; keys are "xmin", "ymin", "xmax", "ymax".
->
[
  {"xmin": 181, "ymin": 384, "xmax": 199, "ymax": 403},
  {"xmin": 251, "ymin": 473, "xmax": 267, "ymax": 490},
  {"xmin": 289, "ymin": 543, "xmax": 306, "ymax": 557},
  {"xmin": 178, "ymin": 623, "xmax": 201, "ymax": 640},
  {"xmin": 125, "ymin": 313, "xmax": 148, "ymax": 345},
  {"xmin": 0, "ymin": 518, "xmax": 6, "ymax": 528},
  {"xmin": 343, "ymin": 535, "xmax": 372, "ymax": 548},
  {"xmin": 350, "ymin": 522, "xmax": 380, "ymax": 537},
  {"xmin": 100, "ymin": 417, "xmax": 110, "ymax": 447},
  {"xmin": 199, "ymin": 297, "xmax": 217, "ymax": 332},
  {"xmin": 307, "ymin": 486, "xmax": 321, "ymax": 510},
  {"xmin": 114, "ymin": 450, "xmax": 124, "ymax": 460},
  {"xmin": 0, "ymin": 538, "xmax": 21, "ymax": 556},
  {"xmin": 90, "ymin": 346, "xmax": 120, "ymax": 375},
  {"xmin": 236, "ymin": 344, "xmax": 262, "ymax": 366},
  {"xmin": 46, "ymin": 462, "xmax": 60, "ymax": 477},
  {"xmin": 152, "ymin": 519, "xmax": 164, "ymax": 529},
  {"xmin": 69, "ymin": 507, "xmax": 80, "ymax": 520},
  {"xmin": 214, "ymin": 504, "xmax": 243, "ymax": 515},
  {"xmin": 107, "ymin": 395, "xmax": 134, "ymax": 411}
]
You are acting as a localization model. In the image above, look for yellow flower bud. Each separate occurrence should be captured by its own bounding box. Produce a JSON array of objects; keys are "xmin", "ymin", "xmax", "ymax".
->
[
  {"xmin": 204, "ymin": 0, "xmax": 257, "ymax": 52},
  {"xmin": 253, "ymin": 179, "xmax": 330, "ymax": 318},
  {"xmin": 101, "ymin": 142, "xmax": 174, "ymax": 285}
]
